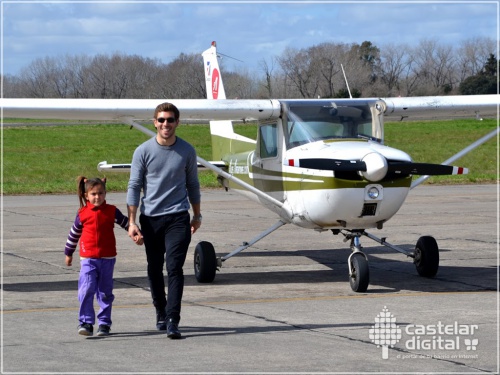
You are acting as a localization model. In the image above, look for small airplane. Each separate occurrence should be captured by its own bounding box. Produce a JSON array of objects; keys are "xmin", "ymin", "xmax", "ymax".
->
[{"xmin": 2, "ymin": 41, "xmax": 498, "ymax": 292}]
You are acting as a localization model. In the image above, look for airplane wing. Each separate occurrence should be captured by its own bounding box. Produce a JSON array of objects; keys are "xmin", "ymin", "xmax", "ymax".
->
[
  {"xmin": 1, "ymin": 95, "xmax": 498, "ymax": 122},
  {"xmin": 1, "ymin": 98, "xmax": 281, "ymax": 122},
  {"xmin": 380, "ymin": 95, "xmax": 499, "ymax": 120}
]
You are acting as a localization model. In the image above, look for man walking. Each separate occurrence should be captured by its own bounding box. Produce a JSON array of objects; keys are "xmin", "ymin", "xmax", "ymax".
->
[{"xmin": 127, "ymin": 102, "xmax": 202, "ymax": 339}]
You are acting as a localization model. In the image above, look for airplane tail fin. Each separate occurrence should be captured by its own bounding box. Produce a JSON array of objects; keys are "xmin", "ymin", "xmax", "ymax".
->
[
  {"xmin": 202, "ymin": 41, "xmax": 255, "ymax": 162},
  {"xmin": 202, "ymin": 41, "xmax": 227, "ymax": 100}
]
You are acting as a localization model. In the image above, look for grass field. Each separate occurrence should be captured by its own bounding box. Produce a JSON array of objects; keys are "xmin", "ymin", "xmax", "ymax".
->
[{"xmin": 2, "ymin": 118, "xmax": 498, "ymax": 195}]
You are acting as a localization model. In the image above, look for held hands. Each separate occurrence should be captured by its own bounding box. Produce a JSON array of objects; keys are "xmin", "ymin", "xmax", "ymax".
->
[
  {"xmin": 134, "ymin": 234, "xmax": 144, "ymax": 245},
  {"xmin": 128, "ymin": 219, "xmax": 199, "ymax": 239},
  {"xmin": 128, "ymin": 224, "xmax": 144, "ymax": 246}
]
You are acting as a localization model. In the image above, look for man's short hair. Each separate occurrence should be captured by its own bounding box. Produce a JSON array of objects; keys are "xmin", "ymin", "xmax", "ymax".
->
[{"xmin": 154, "ymin": 102, "xmax": 180, "ymax": 120}]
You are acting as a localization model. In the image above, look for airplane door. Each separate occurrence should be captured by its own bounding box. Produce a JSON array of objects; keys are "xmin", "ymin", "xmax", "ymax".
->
[{"xmin": 252, "ymin": 122, "xmax": 284, "ymax": 202}]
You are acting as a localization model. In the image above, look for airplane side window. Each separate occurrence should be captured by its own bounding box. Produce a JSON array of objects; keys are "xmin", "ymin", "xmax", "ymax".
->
[{"xmin": 259, "ymin": 123, "xmax": 278, "ymax": 158}]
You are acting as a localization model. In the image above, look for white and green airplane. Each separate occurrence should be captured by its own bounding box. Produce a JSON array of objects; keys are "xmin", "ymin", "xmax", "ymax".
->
[{"xmin": 2, "ymin": 41, "xmax": 498, "ymax": 292}]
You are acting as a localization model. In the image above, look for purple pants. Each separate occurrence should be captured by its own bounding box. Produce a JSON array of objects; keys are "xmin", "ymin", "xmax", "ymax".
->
[{"xmin": 78, "ymin": 258, "xmax": 116, "ymax": 326}]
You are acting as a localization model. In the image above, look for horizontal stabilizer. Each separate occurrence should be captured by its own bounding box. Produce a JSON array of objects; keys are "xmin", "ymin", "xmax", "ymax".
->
[
  {"xmin": 197, "ymin": 161, "xmax": 227, "ymax": 169},
  {"xmin": 97, "ymin": 162, "xmax": 131, "ymax": 173},
  {"xmin": 97, "ymin": 161, "xmax": 227, "ymax": 173}
]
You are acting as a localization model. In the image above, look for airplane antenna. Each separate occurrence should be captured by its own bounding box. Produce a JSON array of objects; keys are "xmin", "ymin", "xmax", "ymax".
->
[
  {"xmin": 217, "ymin": 52, "xmax": 244, "ymax": 63},
  {"xmin": 211, "ymin": 41, "xmax": 244, "ymax": 63},
  {"xmin": 341, "ymin": 64, "xmax": 353, "ymax": 99}
]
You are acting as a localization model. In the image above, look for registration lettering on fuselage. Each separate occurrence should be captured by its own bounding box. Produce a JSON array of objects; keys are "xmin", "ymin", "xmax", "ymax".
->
[{"xmin": 229, "ymin": 159, "xmax": 249, "ymax": 175}]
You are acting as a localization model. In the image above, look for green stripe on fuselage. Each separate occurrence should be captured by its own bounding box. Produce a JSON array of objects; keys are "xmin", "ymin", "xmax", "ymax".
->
[{"xmin": 223, "ymin": 163, "xmax": 412, "ymax": 192}]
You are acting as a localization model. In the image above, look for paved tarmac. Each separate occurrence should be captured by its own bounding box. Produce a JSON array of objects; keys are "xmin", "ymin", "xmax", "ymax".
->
[{"xmin": 1, "ymin": 184, "xmax": 498, "ymax": 374}]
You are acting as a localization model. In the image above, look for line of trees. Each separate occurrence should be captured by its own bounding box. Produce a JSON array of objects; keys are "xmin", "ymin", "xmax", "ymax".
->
[{"xmin": 2, "ymin": 37, "xmax": 496, "ymax": 99}]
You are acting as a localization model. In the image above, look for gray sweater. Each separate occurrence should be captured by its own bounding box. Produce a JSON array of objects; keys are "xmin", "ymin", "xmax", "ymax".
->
[{"xmin": 127, "ymin": 136, "xmax": 201, "ymax": 217}]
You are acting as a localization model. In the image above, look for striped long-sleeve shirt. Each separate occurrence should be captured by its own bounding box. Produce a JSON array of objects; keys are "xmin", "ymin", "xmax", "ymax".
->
[{"xmin": 64, "ymin": 201, "xmax": 128, "ymax": 258}]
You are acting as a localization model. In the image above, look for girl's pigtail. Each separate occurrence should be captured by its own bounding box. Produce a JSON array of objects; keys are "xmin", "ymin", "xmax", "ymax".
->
[{"xmin": 77, "ymin": 176, "xmax": 87, "ymax": 208}]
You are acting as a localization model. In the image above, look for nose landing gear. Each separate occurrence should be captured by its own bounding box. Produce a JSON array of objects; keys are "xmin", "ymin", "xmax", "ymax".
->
[{"xmin": 344, "ymin": 233, "xmax": 370, "ymax": 292}]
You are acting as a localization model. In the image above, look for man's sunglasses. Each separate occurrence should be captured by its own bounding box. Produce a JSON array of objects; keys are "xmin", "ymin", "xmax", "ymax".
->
[{"xmin": 157, "ymin": 117, "xmax": 176, "ymax": 124}]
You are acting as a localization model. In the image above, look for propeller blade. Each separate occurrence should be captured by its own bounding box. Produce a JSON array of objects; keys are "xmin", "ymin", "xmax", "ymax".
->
[
  {"xmin": 388, "ymin": 162, "xmax": 468, "ymax": 176},
  {"xmin": 285, "ymin": 158, "xmax": 367, "ymax": 172}
]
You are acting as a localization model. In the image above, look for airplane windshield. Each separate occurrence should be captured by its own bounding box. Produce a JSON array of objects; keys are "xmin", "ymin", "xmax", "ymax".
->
[{"xmin": 283, "ymin": 100, "xmax": 382, "ymax": 149}]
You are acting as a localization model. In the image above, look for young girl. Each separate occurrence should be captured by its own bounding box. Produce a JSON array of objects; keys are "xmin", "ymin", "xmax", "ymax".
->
[{"xmin": 65, "ymin": 177, "xmax": 142, "ymax": 337}]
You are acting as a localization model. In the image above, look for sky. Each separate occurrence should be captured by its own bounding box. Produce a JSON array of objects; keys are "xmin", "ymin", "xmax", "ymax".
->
[{"xmin": 1, "ymin": 1, "xmax": 498, "ymax": 77}]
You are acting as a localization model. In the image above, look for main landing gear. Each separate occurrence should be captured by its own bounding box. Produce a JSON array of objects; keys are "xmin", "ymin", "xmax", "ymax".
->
[
  {"xmin": 193, "ymin": 241, "xmax": 218, "ymax": 283},
  {"xmin": 337, "ymin": 230, "xmax": 439, "ymax": 292},
  {"xmin": 193, "ymin": 221, "xmax": 439, "ymax": 293},
  {"xmin": 194, "ymin": 220, "xmax": 287, "ymax": 283}
]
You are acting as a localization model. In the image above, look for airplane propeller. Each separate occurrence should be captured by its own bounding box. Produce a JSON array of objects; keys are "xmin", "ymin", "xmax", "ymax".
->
[{"xmin": 285, "ymin": 153, "xmax": 468, "ymax": 182}]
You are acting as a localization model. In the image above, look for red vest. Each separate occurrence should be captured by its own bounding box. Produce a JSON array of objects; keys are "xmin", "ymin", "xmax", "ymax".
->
[{"xmin": 78, "ymin": 202, "xmax": 117, "ymax": 258}]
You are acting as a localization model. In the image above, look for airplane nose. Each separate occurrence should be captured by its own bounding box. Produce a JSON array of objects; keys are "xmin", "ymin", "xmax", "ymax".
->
[{"xmin": 359, "ymin": 152, "xmax": 388, "ymax": 182}]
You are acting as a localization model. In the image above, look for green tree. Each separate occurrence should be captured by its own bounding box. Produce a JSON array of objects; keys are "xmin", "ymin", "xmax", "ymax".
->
[
  {"xmin": 334, "ymin": 88, "xmax": 361, "ymax": 98},
  {"xmin": 482, "ymin": 53, "xmax": 497, "ymax": 76},
  {"xmin": 459, "ymin": 54, "xmax": 497, "ymax": 95}
]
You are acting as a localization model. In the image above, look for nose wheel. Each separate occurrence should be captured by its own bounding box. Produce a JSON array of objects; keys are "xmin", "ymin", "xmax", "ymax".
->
[
  {"xmin": 349, "ymin": 252, "xmax": 369, "ymax": 292},
  {"xmin": 346, "ymin": 233, "xmax": 370, "ymax": 292}
]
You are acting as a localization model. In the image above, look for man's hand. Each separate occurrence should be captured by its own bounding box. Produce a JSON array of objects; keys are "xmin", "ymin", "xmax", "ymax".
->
[
  {"xmin": 191, "ymin": 218, "xmax": 201, "ymax": 234},
  {"xmin": 128, "ymin": 224, "xmax": 143, "ymax": 245}
]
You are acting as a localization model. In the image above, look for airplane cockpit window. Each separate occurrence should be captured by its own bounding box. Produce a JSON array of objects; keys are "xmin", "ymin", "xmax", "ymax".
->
[
  {"xmin": 283, "ymin": 101, "xmax": 382, "ymax": 149},
  {"xmin": 259, "ymin": 123, "xmax": 278, "ymax": 158}
]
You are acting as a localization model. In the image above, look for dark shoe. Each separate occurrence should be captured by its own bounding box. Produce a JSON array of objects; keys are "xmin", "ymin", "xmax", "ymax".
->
[
  {"xmin": 78, "ymin": 323, "xmax": 93, "ymax": 336},
  {"xmin": 97, "ymin": 325, "xmax": 111, "ymax": 336},
  {"xmin": 167, "ymin": 319, "xmax": 181, "ymax": 339},
  {"xmin": 156, "ymin": 309, "xmax": 167, "ymax": 331}
]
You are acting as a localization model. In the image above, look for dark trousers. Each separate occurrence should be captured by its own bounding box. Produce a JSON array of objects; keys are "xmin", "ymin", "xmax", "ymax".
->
[{"xmin": 140, "ymin": 211, "xmax": 191, "ymax": 323}]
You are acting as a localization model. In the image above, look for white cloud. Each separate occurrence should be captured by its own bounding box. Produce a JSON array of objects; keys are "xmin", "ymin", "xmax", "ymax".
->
[{"xmin": 2, "ymin": 1, "xmax": 497, "ymax": 76}]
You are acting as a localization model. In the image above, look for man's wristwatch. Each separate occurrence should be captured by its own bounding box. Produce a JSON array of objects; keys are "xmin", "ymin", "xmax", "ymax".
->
[{"xmin": 193, "ymin": 214, "xmax": 202, "ymax": 222}]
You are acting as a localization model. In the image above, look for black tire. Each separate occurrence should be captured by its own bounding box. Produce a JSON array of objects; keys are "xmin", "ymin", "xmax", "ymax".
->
[
  {"xmin": 349, "ymin": 254, "xmax": 369, "ymax": 292},
  {"xmin": 414, "ymin": 236, "xmax": 439, "ymax": 277},
  {"xmin": 194, "ymin": 241, "xmax": 217, "ymax": 283}
]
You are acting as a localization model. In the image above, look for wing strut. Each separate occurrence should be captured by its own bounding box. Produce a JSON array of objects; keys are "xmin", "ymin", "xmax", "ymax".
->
[
  {"xmin": 411, "ymin": 126, "xmax": 499, "ymax": 189},
  {"xmin": 220, "ymin": 220, "xmax": 287, "ymax": 262},
  {"xmin": 123, "ymin": 118, "xmax": 156, "ymax": 137}
]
